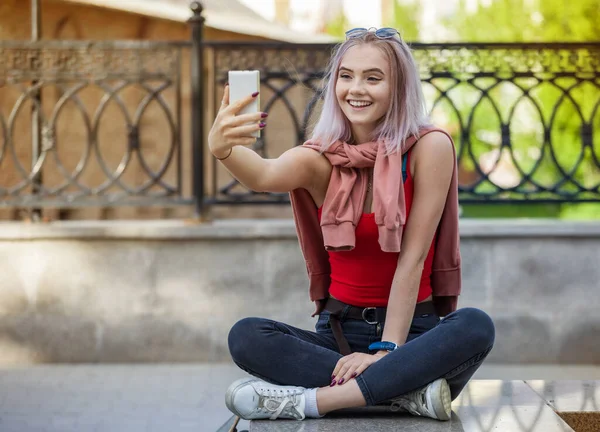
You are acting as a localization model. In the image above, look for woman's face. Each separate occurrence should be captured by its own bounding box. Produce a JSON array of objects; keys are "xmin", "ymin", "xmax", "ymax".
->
[{"xmin": 335, "ymin": 44, "xmax": 392, "ymax": 138}]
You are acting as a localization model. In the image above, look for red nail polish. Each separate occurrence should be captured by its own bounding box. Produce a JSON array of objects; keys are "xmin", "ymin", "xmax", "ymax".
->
[
  {"xmin": 339, "ymin": 378, "xmax": 344, "ymax": 384},
  {"xmin": 352, "ymin": 372, "xmax": 357, "ymax": 378},
  {"xmin": 259, "ymin": 122, "xmax": 266, "ymax": 128},
  {"xmin": 330, "ymin": 379, "xmax": 336, "ymax": 386},
  {"xmin": 261, "ymin": 112, "xmax": 269, "ymax": 118},
  {"xmin": 331, "ymin": 375, "xmax": 335, "ymax": 380},
  {"xmin": 252, "ymin": 91, "xmax": 259, "ymax": 97}
]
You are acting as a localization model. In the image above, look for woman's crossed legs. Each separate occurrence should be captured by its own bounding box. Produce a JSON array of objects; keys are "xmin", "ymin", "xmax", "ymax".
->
[{"xmin": 227, "ymin": 307, "xmax": 495, "ymax": 418}]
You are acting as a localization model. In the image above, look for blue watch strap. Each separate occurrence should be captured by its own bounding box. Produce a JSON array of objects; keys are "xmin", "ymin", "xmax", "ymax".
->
[{"xmin": 368, "ymin": 341, "xmax": 398, "ymax": 352}]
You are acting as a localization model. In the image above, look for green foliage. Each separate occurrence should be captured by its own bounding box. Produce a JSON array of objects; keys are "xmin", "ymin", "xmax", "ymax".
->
[
  {"xmin": 439, "ymin": 0, "xmax": 600, "ymax": 219},
  {"xmin": 462, "ymin": 203, "xmax": 561, "ymax": 218},
  {"xmin": 389, "ymin": 1, "xmax": 421, "ymax": 41},
  {"xmin": 325, "ymin": 12, "xmax": 349, "ymax": 40},
  {"xmin": 536, "ymin": 0, "xmax": 600, "ymax": 41},
  {"xmin": 444, "ymin": 0, "xmax": 600, "ymax": 42}
]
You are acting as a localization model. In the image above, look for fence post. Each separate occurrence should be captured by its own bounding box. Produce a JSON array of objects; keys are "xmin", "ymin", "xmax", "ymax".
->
[
  {"xmin": 31, "ymin": 0, "xmax": 42, "ymax": 221},
  {"xmin": 189, "ymin": 1, "xmax": 206, "ymax": 220}
]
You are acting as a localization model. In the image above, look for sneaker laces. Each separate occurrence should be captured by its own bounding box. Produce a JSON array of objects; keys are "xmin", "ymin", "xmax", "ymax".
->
[
  {"xmin": 256, "ymin": 386, "xmax": 305, "ymax": 420},
  {"xmin": 390, "ymin": 386, "xmax": 429, "ymax": 417}
]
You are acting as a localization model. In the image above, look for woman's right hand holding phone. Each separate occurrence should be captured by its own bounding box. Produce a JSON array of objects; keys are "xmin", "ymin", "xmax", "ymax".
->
[
  {"xmin": 208, "ymin": 85, "xmax": 267, "ymax": 159},
  {"xmin": 206, "ymin": 84, "xmax": 329, "ymax": 196}
]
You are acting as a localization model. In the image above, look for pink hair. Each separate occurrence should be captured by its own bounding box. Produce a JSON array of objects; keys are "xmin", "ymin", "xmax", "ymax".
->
[{"xmin": 310, "ymin": 32, "xmax": 431, "ymax": 154}]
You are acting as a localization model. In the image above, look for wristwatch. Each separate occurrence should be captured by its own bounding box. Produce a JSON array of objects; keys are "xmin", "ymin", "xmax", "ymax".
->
[{"xmin": 368, "ymin": 341, "xmax": 398, "ymax": 352}]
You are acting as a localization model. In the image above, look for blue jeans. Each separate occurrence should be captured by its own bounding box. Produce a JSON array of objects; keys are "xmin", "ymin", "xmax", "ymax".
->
[{"xmin": 228, "ymin": 306, "xmax": 495, "ymax": 405}]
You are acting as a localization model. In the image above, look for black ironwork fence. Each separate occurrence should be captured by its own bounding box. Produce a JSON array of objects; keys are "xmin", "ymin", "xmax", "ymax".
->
[
  {"xmin": 205, "ymin": 40, "xmax": 600, "ymax": 208},
  {"xmin": 0, "ymin": 40, "xmax": 189, "ymax": 210},
  {"xmin": 1, "ymin": 3, "xmax": 599, "ymax": 218}
]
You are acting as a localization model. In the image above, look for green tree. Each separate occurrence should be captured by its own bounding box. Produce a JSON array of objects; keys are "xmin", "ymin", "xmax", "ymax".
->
[
  {"xmin": 325, "ymin": 12, "xmax": 350, "ymax": 39},
  {"xmin": 445, "ymin": 0, "xmax": 600, "ymax": 42},
  {"xmin": 389, "ymin": 1, "xmax": 421, "ymax": 41},
  {"xmin": 325, "ymin": 1, "xmax": 421, "ymax": 40}
]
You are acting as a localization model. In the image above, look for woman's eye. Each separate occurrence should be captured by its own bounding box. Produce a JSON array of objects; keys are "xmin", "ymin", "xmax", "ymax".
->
[
  {"xmin": 340, "ymin": 74, "xmax": 351, "ymax": 79},
  {"xmin": 368, "ymin": 77, "xmax": 381, "ymax": 82}
]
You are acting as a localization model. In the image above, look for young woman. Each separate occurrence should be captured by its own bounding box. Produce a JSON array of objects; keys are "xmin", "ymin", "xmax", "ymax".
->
[{"xmin": 209, "ymin": 28, "xmax": 495, "ymax": 422}]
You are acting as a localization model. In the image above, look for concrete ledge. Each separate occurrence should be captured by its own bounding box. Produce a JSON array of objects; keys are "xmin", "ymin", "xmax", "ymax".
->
[
  {"xmin": 0, "ymin": 219, "xmax": 599, "ymax": 364},
  {"xmin": 0, "ymin": 219, "xmax": 297, "ymax": 240},
  {"xmin": 0, "ymin": 218, "xmax": 599, "ymax": 240}
]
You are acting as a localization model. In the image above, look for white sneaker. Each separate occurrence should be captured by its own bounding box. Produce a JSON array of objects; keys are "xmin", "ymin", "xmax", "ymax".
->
[
  {"xmin": 387, "ymin": 378, "xmax": 451, "ymax": 421},
  {"xmin": 225, "ymin": 377, "xmax": 307, "ymax": 420}
]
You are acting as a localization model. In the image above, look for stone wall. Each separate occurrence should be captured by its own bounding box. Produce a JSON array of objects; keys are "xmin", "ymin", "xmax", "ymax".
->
[{"xmin": 0, "ymin": 218, "xmax": 598, "ymax": 365}]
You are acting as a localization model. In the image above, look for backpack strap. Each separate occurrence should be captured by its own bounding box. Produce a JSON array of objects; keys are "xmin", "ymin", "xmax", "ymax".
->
[{"xmin": 402, "ymin": 151, "xmax": 408, "ymax": 183}]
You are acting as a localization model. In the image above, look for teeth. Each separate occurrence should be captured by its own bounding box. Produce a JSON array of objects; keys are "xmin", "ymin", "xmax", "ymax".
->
[{"xmin": 349, "ymin": 101, "xmax": 372, "ymax": 107}]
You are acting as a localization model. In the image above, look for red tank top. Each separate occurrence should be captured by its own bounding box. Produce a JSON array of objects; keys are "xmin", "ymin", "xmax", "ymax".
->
[{"xmin": 318, "ymin": 151, "xmax": 436, "ymax": 307}]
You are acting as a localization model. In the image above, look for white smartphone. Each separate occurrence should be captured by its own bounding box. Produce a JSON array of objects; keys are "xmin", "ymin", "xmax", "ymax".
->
[{"xmin": 228, "ymin": 70, "xmax": 261, "ymax": 138}]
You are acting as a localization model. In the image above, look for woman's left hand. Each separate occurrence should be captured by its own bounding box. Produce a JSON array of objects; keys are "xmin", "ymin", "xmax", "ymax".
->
[{"xmin": 331, "ymin": 352, "xmax": 387, "ymax": 385}]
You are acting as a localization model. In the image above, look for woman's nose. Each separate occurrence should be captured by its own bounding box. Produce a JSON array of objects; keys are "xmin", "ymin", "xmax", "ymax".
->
[{"xmin": 349, "ymin": 79, "xmax": 366, "ymax": 95}]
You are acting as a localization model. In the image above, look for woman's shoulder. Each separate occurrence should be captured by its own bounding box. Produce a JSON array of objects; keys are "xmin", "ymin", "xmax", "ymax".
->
[
  {"xmin": 410, "ymin": 129, "xmax": 455, "ymax": 175},
  {"xmin": 286, "ymin": 144, "xmax": 332, "ymax": 189},
  {"xmin": 413, "ymin": 127, "xmax": 454, "ymax": 154},
  {"xmin": 297, "ymin": 140, "xmax": 333, "ymax": 171},
  {"xmin": 416, "ymin": 125, "xmax": 452, "ymax": 141}
]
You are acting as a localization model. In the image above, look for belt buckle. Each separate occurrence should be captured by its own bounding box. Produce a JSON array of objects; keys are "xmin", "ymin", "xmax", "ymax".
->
[{"xmin": 361, "ymin": 307, "xmax": 378, "ymax": 325}]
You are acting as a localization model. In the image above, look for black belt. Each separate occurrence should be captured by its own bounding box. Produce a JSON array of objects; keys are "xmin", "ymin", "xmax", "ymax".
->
[{"xmin": 323, "ymin": 297, "xmax": 436, "ymax": 356}]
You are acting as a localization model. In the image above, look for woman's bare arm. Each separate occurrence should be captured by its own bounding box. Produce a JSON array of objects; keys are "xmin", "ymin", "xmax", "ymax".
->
[
  {"xmin": 218, "ymin": 146, "xmax": 330, "ymax": 194},
  {"xmin": 207, "ymin": 86, "xmax": 330, "ymax": 194},
  {"xmin": 378, "ymin": 131, "xmax": 455, "ymax": 353}
]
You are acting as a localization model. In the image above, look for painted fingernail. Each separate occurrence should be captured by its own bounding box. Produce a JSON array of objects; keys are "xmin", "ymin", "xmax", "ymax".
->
[
  {"xmin": 352, "ymin": 372, "xmax": 357, "ymax": 378},
  {"xmin": 331, "ymin": 375, "xmax": 335, "ymax": 380},
  {"xmin": 330, "ymin": 380, "xmax": 336, "ymax": 386},
  {"xmin": 261, "ymin": 112, "xmax": 269, "ymax": 118},
  {"xmin": 252, "ymin": 91, "xmax": 259, "ymax": 97},
  {"xmin": 259, "ymin": 122, "xmax": 266, "ymax": 128},
  {"xmin": 339, "ymin": 378, "xmax": 344, "ymax": 385}
]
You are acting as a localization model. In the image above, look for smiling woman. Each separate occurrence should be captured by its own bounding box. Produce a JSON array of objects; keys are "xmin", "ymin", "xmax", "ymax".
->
[
  {"xmin": 311, "ymin": 27, "xmax": 430, "ymax": 155},
  {"xmin": 335, "ymin": 50, "xmax": 392, "ymax": 144},
  {"xmin": 209, "ymin": 28, "xmax": 495, "ymax": 424}
]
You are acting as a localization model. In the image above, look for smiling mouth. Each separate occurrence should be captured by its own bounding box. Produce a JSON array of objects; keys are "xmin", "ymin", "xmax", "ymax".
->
[{"xmin": 348, "ymin": 100, "xmax": 373, "ymax": 108}]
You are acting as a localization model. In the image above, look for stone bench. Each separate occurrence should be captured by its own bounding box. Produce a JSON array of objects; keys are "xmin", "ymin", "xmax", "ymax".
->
[{"xmin": 246, "ymin": 380, "xmax": 600, "ymax": 432}]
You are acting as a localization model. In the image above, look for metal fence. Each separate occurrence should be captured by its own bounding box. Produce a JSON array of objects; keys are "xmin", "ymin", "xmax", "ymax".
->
[
  {"xmin": 1, "ymin": 3, "xmax": 599, "ymax": 217},
  {"xmin": 205, "ymin": 40, "xmax": 600, "ymax": 209},
  {"xmin": 0, "ymin": 40, "xmax": 189, "ymax": 209}
]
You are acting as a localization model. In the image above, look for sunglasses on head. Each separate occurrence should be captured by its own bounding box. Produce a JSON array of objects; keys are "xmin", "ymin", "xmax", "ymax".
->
[{"xmin": 345, "ymin": 27, "xmax": 401, "ymax": 40}]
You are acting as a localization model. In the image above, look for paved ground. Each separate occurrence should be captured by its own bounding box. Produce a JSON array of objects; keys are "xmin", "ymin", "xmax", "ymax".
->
[
  {"xmin": 0, "ymin": 364, "xmax": 247, "ymax": 432},
  {"xmin": 0, "ymin": 363, "xmax": 598, "ymax": 432}
]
